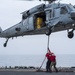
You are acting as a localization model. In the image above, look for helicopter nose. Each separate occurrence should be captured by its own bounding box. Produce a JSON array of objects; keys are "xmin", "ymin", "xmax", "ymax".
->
[{"xmin": 71, "ymin": 11, "xmax": 75, "ymax": 20}]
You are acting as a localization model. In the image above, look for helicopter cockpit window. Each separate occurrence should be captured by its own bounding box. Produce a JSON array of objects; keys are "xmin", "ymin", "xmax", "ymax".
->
[{"xmin": 60, "ymin": 6, "xmax": 68, "ymax": 14}]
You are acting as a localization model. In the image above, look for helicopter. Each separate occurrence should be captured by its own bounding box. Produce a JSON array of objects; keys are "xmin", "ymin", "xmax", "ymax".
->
[{"xmin": 0, "ymin": 0, "xmax": 75, "ymax": 47}]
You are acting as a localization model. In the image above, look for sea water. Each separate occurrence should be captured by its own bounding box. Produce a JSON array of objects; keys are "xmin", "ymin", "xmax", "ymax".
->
[{"xmin": 0, "ymin": 54, "xmax": 75, "ymax": 68}]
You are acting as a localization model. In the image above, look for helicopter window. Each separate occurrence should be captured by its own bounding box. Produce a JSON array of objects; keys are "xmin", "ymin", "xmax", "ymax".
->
[{"xmin": 60, "ymin": 6, "xmax": 68, "ymax": 14}]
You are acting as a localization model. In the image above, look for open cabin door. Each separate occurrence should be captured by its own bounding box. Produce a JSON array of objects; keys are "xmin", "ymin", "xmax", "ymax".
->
[
  {"xmin": 23, "ymin": 16, "xmax": 34, "ymax": 31},
  {"xmin": 28, "ymin": 16, "xmax": 34, "ymax": 30}
]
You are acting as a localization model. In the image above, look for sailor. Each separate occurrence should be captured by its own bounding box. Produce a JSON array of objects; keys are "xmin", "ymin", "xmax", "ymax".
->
[
  {"xmin": 45, "ymin": 48, "xmax": 52, "ymax": 72},
  {"xmin": 50, "ymin": 53, "xmax": 58, "ymax": 72}
]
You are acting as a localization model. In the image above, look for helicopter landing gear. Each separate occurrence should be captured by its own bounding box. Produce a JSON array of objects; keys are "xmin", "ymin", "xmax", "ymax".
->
[
  {"xmin": 3, "ymin": 38, "xmax": 9, "ymax": 47},
  {"xmin": 67, "ymin": 29, "xmax": 74, "ymax": 39}
]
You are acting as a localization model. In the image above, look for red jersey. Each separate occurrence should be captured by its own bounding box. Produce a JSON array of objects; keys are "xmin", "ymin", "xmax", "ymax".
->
[
  {"xmin": 46, "ymin": 53, "xmax": 51, "ymax": 60},
  {"xmin": 50, "ymin": 55, "xmax": 56, "ymax": 62}
]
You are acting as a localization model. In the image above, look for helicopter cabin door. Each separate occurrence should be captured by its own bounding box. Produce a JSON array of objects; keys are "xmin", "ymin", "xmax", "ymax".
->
[
  {"xmin": 46, "ymin": 9, "xmax": 53, "ymax": 21},
  {"xmin": 23, "ymin": 16, "xmax": 34, "ymax": 31},
  {"xmin": 54, "ymin": 8, "xmax": 60, "ymax": 18},
  {"xmin": 46, "ymin": 8, "xmax": 59, "ymax": 26},
  {"xmin": 27, "ymin": 16, "xmax": 34, "ymax": 30},
  {"xmin": 50, "ymin": 8, "xmax": 60, "ymax": 26}
]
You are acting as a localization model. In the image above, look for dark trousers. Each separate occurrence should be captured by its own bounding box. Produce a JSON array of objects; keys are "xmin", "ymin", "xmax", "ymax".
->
[
  {"xmin": 46, "ymin": 60, "xmax": 52, "ymax": 72},
  {"xmin": 51, "ymin": 62, "xmax": 58, "ymax": 72}
]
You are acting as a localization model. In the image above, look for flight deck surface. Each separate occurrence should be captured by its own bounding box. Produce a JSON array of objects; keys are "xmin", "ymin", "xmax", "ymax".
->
[{"xmin": 0, "ymin": 68, "xmax": 75, "ymax": 75}]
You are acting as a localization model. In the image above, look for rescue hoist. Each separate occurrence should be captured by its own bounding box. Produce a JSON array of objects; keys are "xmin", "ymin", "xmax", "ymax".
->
[
  {"xmin": 37, "ymin": 35, "xmax": 50, "ymax": 71},
  {"xmin": 47, "ymin": 35, "xmax": 50, "ymax": 52}
]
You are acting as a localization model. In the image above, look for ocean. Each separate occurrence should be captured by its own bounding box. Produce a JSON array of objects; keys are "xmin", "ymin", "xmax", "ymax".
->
[{"xmin": 0, "ymin": 54, "xmax": 75, "ymax": 68}]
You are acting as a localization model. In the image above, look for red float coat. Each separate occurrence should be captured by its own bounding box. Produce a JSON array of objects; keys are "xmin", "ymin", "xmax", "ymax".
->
[
  {"xmin": 46, "ymin": 53, "xmax": 51, "ymax": 60},
  {"xmin": 50, "ymin": 55, "xmax": 56, "ymax": 62}
]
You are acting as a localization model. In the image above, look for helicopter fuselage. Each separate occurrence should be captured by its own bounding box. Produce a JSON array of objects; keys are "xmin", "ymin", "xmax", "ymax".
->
[{"xmin": 0, "ymin": 3, "xmax": 75, "ymax": 47}]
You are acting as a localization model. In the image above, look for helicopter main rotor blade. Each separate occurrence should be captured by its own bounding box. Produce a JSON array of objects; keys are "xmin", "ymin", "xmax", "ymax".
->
[
  {"xmin": 17, "ymin": 0, "xmax": 57, "ymax": 4},
  {"xmin": 19, "ymin": 0, "xmax": 38, "ymax": 1},
  {"xmin": 18, "ymin": 0, "xmax": 34, "ymax": 1},
  {"xmin": 17, "ymin": 0, "xmax": 56, "ymax": 1}
]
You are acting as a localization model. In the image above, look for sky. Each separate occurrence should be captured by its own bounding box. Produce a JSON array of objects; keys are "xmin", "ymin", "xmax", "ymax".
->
[{"xmin": 0, "ymin": 0, "xmax": 75, "ymax": 55}]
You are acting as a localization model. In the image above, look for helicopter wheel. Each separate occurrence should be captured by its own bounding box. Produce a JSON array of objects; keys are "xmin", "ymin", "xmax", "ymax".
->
[{"xmin": 68, "ymin": 31, "xmax": 74, "ymax": 38}]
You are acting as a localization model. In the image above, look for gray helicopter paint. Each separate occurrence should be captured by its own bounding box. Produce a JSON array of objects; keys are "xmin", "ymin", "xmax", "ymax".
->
[
  {"xmin": 0, "ymin": 3, "xmax": 75, "ymax": 38},
  {"xmin": 23, "ymin": 16, "xmax": 34, "ymax": 31}
]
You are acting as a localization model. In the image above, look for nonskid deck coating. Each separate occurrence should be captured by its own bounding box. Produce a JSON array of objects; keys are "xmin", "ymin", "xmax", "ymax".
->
[{"xmin": 0, "ymin": 69, "xmax": 75, "ymax": 75}]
